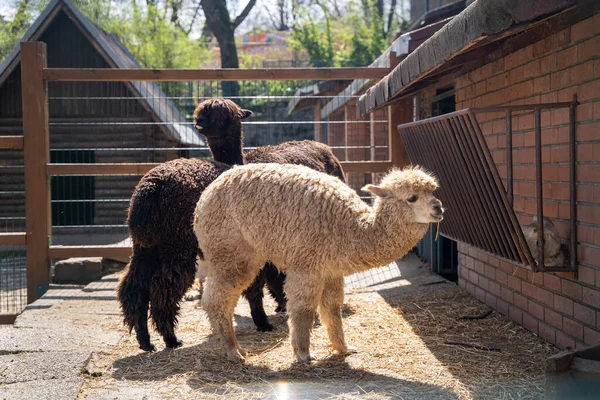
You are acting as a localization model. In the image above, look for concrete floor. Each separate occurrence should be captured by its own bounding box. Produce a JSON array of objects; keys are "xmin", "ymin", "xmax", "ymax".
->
[{"xmin": 1, "ymin": 254, "xmax": 597, "ymax": 399}]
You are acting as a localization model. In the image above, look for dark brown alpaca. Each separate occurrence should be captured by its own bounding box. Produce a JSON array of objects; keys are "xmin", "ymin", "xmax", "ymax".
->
[{"xmin": 117, "ymin": 99, "xmax": 346, "ymax": 351}]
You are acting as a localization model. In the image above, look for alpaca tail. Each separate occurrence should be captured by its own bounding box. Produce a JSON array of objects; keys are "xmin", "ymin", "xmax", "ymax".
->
[{"xmin": 127, "ymin": 185, "xmax": 160, "ymax": 248}]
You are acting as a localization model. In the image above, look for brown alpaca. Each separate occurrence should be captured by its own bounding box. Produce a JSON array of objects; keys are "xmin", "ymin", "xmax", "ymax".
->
[{"xmin": 194, "ymin": 164, "xmax": 444, "ymax": 362}]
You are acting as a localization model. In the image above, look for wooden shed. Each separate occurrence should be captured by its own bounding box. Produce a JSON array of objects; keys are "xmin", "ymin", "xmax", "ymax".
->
[{"xmin": 0, "ymin": 0, "xmax": 204, "ymax": 245}]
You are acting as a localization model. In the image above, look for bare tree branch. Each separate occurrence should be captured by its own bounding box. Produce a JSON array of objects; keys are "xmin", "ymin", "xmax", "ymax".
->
[
  {"xmin": 232, "ymin": 0, "xmax": 257, "ymax": 29},
  {"xmin": 264, "ymin": 5, "xmax": 281, "ymax": 30},
  {"xmin": 386, "ymin": 0, "xmax": 397, "ymax": 36},
  {"xmin": 186, "ymin": 0, "xmax": 203, "ymax": 34}
]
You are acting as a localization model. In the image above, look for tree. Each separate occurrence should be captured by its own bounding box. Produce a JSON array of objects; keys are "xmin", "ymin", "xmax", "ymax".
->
[
  {"xmin": 289, "ymin": 2, "xmax": 335, "ymax": 67},
  {"xmin": 200, "ymin": 0, "xmax": 257, "ymax": 97},
  {"xmin": 289, "ymin": 0, "xmax": 408, "ymax": 68},
  {"xmin": 0, "ymin": 0, "xmax": 32, "ymax": 61}
]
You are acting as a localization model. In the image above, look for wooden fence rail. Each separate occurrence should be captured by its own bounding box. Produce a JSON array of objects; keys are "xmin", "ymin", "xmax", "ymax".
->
[{"xmin": 11, "ymin": 41, "xmax": 403, "ymax": 313}]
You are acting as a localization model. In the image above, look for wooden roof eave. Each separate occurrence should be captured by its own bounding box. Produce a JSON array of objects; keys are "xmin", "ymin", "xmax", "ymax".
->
[{"xmin": 358, "ymin": 0, "xmax": 586, "ymax": 116}]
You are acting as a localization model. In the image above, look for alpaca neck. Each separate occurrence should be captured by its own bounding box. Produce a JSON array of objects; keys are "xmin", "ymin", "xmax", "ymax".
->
[
  {"xmin": 207, "ymin": 129, "xmax": 244, "ymax": 165},
  {"xmin": 350, "ymin": 200, "xmax": 430, "ymax": 272}
]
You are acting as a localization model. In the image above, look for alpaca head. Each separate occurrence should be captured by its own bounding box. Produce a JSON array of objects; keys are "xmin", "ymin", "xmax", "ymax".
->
[
  {"xmin": 192, "ymin": 98, "xmax": 252, "ymax": 139},
  {"xmin": 523, "ymin": 216, "xmax": 562, "ymax": 259},
  {"xmin": 362, "ymin": 166, "xmax": 444, "ymax": 224}
]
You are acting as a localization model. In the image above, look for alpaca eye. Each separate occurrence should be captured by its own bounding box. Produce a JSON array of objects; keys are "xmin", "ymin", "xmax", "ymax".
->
[{"xmin": 407, "ymin": 195, "xmax": 418, "ymax": 203}]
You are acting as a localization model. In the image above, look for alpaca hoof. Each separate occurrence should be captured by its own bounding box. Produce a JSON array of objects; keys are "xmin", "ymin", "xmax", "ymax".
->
[
  {"xmin": 226, "ymin": 349, "xmax": 246, "ymax": 363},
  {"xmin": 238, "ymin": 347, "xmax": 248, "ymax": 357},
  {"xmin": 184, "ymin": 290, "xmax": 201, "ymax": 301},
  {"xmin": 165, "ymin": 338, "xmax": 183, "ymax": 349},
  {"xmin": 139, "ymin": 342, "xmax": 156, "ymax": 352},
  {"xmin": 332, "ymin": 346, "xmax": 357, "ymax": 356},
  {"xmin": 256, "ymin": 323, "xmax": 274, "ymax": 332},
  {"xmin": 295, "ymin": 353, "xmax": 314, "ymax": 363}
]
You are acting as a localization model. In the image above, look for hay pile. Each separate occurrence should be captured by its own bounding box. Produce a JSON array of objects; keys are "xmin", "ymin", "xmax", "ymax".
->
[{"xmin": 80, "ymin": 278, "xmax": 557, "ymax": 399}]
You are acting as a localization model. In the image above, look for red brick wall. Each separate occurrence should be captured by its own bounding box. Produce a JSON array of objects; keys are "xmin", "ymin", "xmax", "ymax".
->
[{"xmin": 453, "ymin": 13, "xmax": 600, "ymax": 349}]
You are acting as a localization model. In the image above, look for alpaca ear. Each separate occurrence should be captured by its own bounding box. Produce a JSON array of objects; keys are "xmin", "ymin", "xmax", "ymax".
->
[
  {"xmin": 362, "ymin": 184, "xmax": 393, "ymax": 198},
  {"xmin": 240, "ymin": 109, "xmax": 253, "ymax": 119}
]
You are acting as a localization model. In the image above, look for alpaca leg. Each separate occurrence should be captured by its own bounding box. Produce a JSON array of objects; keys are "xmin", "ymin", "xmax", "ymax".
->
[
  {"xmin": 318, "ymin": 274, "xmax": 352, "ymax": 355},
  {"xmin": 243, "ymin": 269, "xmax": 274, "ymax": 332},
  {"xmin": 202, "ymin": 262, "xmax": 259, "ymax": 362},
  {"xmin": 149, "ymin": 249, "xmax": 196, "ymax": 349},
  {"xmin": 284, "ymin": 270, "xmax": 323, "ymax": 363},
  {"xmin": 116, "ymin": 245, "xmax": 159, "ymax": 352},
  {"xmin": 264, "ymin": 262, "xmax": 287, "ymax": 313}
]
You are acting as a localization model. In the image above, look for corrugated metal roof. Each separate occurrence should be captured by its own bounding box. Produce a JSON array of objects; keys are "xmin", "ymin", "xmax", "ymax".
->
[
  {"xmin": 357, "ymin": 0, "xmax": 577, "ymax": 116},
  {"xmin": 0, "ymin": 0, "xmax": 204, "ymax": 146}
]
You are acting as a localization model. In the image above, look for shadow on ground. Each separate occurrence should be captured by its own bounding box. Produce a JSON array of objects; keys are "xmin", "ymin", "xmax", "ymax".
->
[
  {"xmin": 368, "ymin": 254, "xmax": 559, "ymax": 399},
  {"xmin": 112, "ymin": 337, "xmax": 457, "ymax": 400}
]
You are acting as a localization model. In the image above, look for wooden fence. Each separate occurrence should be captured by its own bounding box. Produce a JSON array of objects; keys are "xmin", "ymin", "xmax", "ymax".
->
[{"xmin": 0, "ymin": 41, "xmax": 407, "ymax": 320}]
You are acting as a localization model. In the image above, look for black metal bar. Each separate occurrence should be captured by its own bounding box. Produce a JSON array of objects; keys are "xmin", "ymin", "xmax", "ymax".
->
[
  {"xmin": 506, "ymin": 109, "xmax": 513, "ymax": 206},
  {"xmin": 453, "ymin": 115, "xmax": 516, "ymax": 261},
  {"xmin": 569, "ymin": 95, "xmax": 578, "ymax": 275},
  {"xmin": 432, "ymin": 119, "xmax": 495, "ymax": 252},
  {"xmin": 414, "ymin": 122, "xmax": 462, "ymax": 242},
  {"xmin": 534, "ymin": 108, "xmax": 545, "ymax": 269},
  {"xmin": 466, "ymin": 111, "xmax": 535, "ymax": 267}
]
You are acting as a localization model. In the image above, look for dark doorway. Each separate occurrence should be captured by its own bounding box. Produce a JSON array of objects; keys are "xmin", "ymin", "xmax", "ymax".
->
[
  {"xmin": 50, "ymin": 150, "xmax": 95, "ymax": 226},
  {"xmin": 418, "ymin": 87, "xmax": 458, "ymax": 282}
]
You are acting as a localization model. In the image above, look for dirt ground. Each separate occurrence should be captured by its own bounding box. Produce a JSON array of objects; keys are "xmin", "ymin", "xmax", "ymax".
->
[{"xmin": 77, "ymin": 256, "xmax": 558, "ymax": 400}]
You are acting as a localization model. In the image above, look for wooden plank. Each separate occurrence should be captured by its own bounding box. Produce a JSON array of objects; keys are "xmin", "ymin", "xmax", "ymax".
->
[
  {"xmin": 48, "ymin": 162, "xmax": 394, "ymax": 175},
  {"xmin": 0, "ymin": 136, "xmax": 24, "ymax": 149},
  {"xmin": 21, "ymin": 42, "xmax": 51, "ymax": 304},
  {"xmin": 313, "ymin": 103, "xmax": 322, "ymax": 142},
  {"xmin": 0, "ymin": 314, "xmax": 18, "ymax": 325},
  {"xmin": 0, "ymin": 232, "xmax": 26, "ymax": 246},
  {"xmin": 340, "ymin": 161, "xmax": 392, "ymax": 173},
  {"xmin": 43, "ymin": 67, "xmax": 390, "ymax": 82},
  {"xmin": 389, "ymin": 99, "xmax": 412, "ymax": 168},
  {"xmin": 47, "ymin": 163, "xmax": 159, "ymax": 176},
  {"xmin": 49, "ymin": 245, "xmax": 131, "ymax": 259},
  {"xmin": 344, "ymin": 105, "xmax": 349, "ymax": 161}
]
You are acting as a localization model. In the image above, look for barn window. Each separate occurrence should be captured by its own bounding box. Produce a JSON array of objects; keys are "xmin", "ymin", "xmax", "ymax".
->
[{"xmin": 50, "ymin": 150, "xmax": 95, "ymax": 226}]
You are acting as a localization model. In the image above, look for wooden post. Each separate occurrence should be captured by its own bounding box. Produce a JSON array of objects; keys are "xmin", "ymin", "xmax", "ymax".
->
[
  {"xmin": 344, "ymin": 104, "xmax": 349, "ymax": 161},
  {"xmin": 387, "ymin": 49, "xmax": 408, "ymax": 167},
  {"xmin": 313, "ymin": 102, "xmax": 322, "ymax": 142},
  {"xmin": 21, "ymin": 42, "xmax": 51, "ymax": 303},
  {"xmin": 388, "ymin": 103, "xmax": 410, "ymax": 167}
]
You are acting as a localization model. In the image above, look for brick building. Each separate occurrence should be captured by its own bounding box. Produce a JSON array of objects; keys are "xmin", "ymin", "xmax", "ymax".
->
[{"xmin": 359, "ymin": 0, "xmax": 600, "ymax": 349}]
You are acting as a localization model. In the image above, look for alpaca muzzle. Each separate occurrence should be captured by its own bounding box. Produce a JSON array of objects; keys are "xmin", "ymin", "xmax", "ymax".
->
[{"xmin": 430, "ymin": 200, "xmax": 445, "ymax": 221}]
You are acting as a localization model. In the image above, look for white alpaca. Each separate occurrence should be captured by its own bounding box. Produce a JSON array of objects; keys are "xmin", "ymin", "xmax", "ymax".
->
[{"xmin": 193, "ymin": 164, "xmax": 444, "ymax": 362}]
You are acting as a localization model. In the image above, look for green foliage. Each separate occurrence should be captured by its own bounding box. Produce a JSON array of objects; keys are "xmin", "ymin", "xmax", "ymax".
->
[
  {"xmin": 289, "ymin": 3, "xmax": 335, "ymax": 67},
  {"xmin": 108, "ymin": 2, "xmax": 207, "ymax": 69},
  {"xmin": 342, "ymin": 0, "xmax": 387, "ymax": 67},
  {"xmin": 289, "ymin": 0, "xmax": 402, "ymax": 68},
  {"xmin": 0, "ymin": 0, "xmax": 209, "ymax": 69}
]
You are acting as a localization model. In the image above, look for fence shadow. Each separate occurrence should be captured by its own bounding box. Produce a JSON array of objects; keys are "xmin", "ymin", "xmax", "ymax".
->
[{"xmin": 374, "ymin": 256, "xmax": 556, "ymax": 399}]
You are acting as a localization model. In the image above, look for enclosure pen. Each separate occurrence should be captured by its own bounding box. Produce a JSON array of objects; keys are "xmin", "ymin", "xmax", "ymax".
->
[{"xmin": 0, "ymin": 41, "xmax": 402, "ymax": 320}]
